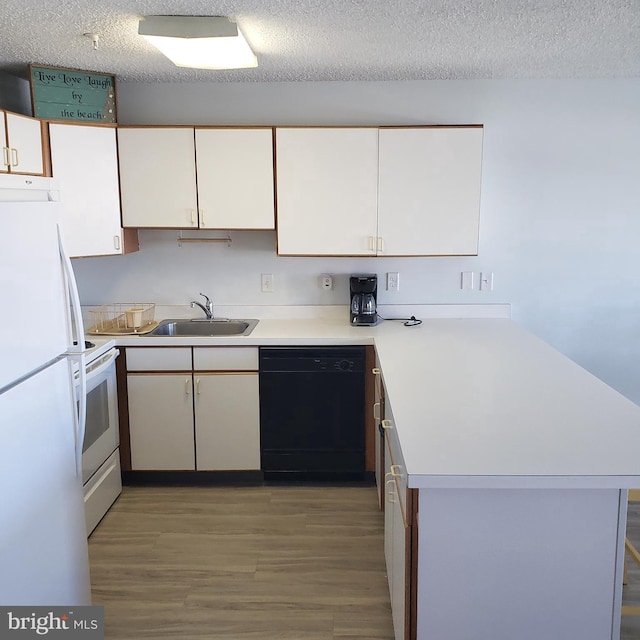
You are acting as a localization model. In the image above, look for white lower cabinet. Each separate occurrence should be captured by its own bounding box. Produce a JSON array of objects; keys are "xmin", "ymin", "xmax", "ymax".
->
[
  {"xmin": 390, "ymin": 485, "xmax": 408, "ymax": 640},
  {"xmin": 126, "ymin": 347, "xmax": 260, "ymax": 472},
  {"xmin": 383, "ymin": 402, "xmax": 410, "ymax": 640},
  {"xmin": 194, "ymin": 373, "xmax": 260, "ymax": 470},
  {"xmin": 384, "ymin": 442, "xmax": 395, "ymax": 586},
  {"xmin": 384, "ymin": 430, "xmax": 410, "ymax": 640},
  {"xmin": 127, "ymin": 373, "xmax": 195, "ymax": 470}
]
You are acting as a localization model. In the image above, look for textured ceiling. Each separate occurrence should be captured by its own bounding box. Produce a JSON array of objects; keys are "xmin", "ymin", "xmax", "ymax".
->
[{"xmin": 0, "ymin": 0, "xmax": 638, "ymax": 83}]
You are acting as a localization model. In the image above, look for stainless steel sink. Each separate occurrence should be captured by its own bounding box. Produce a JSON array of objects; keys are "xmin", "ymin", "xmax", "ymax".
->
[{"xmin": 145, "ymin": 319, "xmax": 259, "ymax": 337}]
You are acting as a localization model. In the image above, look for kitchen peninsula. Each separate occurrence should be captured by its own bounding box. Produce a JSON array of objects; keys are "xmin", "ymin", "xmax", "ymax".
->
[{"xmin": 100, "ymin": 309, "xmax": 640, "ymax": 640}]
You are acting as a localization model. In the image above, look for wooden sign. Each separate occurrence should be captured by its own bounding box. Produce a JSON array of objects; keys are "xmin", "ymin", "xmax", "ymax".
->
[{"xmin": 29, "ymin": 64, "xmax": 117, "ymax": 123}]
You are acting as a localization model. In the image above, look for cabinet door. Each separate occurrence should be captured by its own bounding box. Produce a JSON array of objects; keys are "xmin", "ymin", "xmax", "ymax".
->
[
  {"xmin": 194, "ymin": 373, "xmax": 260, "ymax": 470},
  {"xmin": 4, "ymin": 112, "xmax": 44, "ymax": 175},
  {"xmin": 49, "ymin": 124, "xmax": 122, "ymax": 257},
  {"xmin": 275, "ymin": 128, "xmax": 379, "ymax": 255},
  {"xmin": 127, "ymin": 374, "xmax": 195, "ymax": 470},
  {"xmin": 377, "ymin": 127, "xmax": 483, "ymax": 256},
  {"xmin": 195, "ymin": 128, "xmax": 274, "ymax": 229},
  {"xmin": 384, "ymin": 440, "xmax": 395, "ymax": 582},
  {"xmin": 384, "ymin": 408, "xmax": 409, "ymax": 640},
  {"xmin": 118, "ymin": 128, "xmax": 197, "ymax": 228}
]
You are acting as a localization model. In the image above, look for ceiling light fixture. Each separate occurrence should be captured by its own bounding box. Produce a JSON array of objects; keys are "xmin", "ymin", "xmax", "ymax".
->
[{"xmin": 138, "ymin": 16, "xmax": 257, "ymax": 70}]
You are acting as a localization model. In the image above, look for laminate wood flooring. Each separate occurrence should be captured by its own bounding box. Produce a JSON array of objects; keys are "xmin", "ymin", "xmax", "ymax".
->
[
  {"xmin": 91, "ymin": 485, "xmax": 640, "ymax": 640},
  {"xmin": 88, "ymin": 486, "xmax": 394, "ymax": 640},
  {"xmin": 622, "ymin": 500, "xmax": 640, "ymax": 639}
]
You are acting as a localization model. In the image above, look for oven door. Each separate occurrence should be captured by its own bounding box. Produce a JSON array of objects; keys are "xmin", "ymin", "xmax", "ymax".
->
[{"xmin": 76, "ymin": 348, "xmax": 120, "ymax": 485}]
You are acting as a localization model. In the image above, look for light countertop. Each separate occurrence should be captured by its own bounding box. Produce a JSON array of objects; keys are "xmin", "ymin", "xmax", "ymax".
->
[{"xmin": 95, "ymin": 310, "xmax": 640, "ymax": 490}]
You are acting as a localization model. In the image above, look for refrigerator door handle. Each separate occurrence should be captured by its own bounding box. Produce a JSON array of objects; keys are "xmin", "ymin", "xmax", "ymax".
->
[
  {"xmin": 57, "ymin": 224, "xmax": 85, "ymax": 353},
  {"xmin": 69, "ymin": 353, "xmax": 87, "ymax": 477}
]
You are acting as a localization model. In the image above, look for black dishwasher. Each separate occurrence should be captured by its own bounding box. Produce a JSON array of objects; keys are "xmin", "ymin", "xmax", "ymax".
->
[{"xmin": 259, "ymin": 347, "xmax": 366, "ymax": 481}]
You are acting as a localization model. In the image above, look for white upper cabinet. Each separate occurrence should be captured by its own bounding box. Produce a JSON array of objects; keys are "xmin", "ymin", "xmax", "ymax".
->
[
  {"xmin": 49, "ymin": 123, "xmax": 123, "ymax": 257},
  {"xmin": 275, "ymin": 128, "xmax": 379, "ymax": 255},
  {"xmin": 275, "ymin": 126, "xmax": 483, "ymax": 257},
  {"xmin": 1, "ymin": 111, "xmax": 45, "ymax": 176},
  {"xmin": 195, "ymin": 128, "xmax": 274, "ymax": 229},
  {"xmin": 118, "ymin": 127, "xmax": 198, "ymax": 228},
  {"xmin": 377, "ymin": 126, "xmax": 483, "ymax": 256},
  {"xmin": 117, "ymin": 124, "xmax": 482, "ymax": 251},
  {"xmin": 118, "ymin": 127, "xmax": 275, "ymax": 229}
]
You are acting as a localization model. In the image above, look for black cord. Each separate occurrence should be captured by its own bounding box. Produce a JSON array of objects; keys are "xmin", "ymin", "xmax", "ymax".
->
[{"xmin": 377, "ymin": 314, "xmax": 423, "ymax": 327}]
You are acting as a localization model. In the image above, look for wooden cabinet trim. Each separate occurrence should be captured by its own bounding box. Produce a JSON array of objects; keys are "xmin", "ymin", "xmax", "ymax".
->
[
  {"xmin": 116, "ymin": 349, "xmax": 131, "ymax": 471},
  {"xmin": 408, "ymin": 488, "xmax": 419, "ymax": 640},
  {"xmin": 365, "ymin": 345, "xmax": 376, "ymax": 472}
]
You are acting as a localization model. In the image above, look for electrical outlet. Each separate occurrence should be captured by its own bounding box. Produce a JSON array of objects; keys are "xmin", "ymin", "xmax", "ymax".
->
[
  {"xmin": 261, "ymin": 273, "xmax": 274, "ymax": 293},
  {"xmin": 321, "ymin": 274, "xmax": 333, "ymax": 290},
  {"xmin": 387, "ymin": 272, "xmax": 400, "ymax": 292}
]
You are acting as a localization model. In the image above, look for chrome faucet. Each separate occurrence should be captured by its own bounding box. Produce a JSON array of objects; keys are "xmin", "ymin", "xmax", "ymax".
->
[{"xmin": 191, "ymin": 293, "xmax": 214, "ymax": 319}]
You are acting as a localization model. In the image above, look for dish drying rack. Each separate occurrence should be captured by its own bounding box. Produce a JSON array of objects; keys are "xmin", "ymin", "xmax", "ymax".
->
[{"xmin": 87, "ymin": 303, "xmax": 158, "ymax": 335}]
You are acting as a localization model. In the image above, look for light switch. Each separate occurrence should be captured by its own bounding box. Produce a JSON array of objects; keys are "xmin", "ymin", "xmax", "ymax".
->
[
  {"xmin": 480, "ymin": 272, "xmax": 494, "ymax": 291},
  {"xmin": 461, "ymin": 272, "xmax": 474, "ymax": 290}
]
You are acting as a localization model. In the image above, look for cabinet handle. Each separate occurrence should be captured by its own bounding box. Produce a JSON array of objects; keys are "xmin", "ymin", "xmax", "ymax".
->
[
  {"xmin": 373, "ymin": 402, "xmax": 381, "ymax": 421},
  {"xmin": 2, "ymin": 147, "xmax": 10, "ymax": 168},
  {"xmin": 386, "ymin": 478, "xmax": 396, "ymax": 503},
  {"xmin": 185, "ymin": 379, "xmax": 191, "ymax": 395},
  {"xmin": 377, "ymin": 236, "xmax": 384, "ymax": 253},
  {"xmin": 190, "ymin": 209, "xmax": 196, "ymax": 226},
  {"xmin": 10, "ymin": 147, "xmax": 18, "ymax": 167},
  {"xmin": 113, "ymin": 235, "xmax": 121, "ymax": 250},
  {"xmin": 200, "ymin": 209, "xmax": 205, "ymax": 226},
  {"xmin": 381, "ymin": 419, "xmax": 393, "ymax": 430},
  {"xmin": 372, "ymin": 367, "xmax": 381, "ymax": 375},
  {"xmin": 368, "ymin": 236, "xmax": 375, "ymax": 252},
  {"xmin": 196, "ymin": 378, "xmax": 201, "ymax": 395}
]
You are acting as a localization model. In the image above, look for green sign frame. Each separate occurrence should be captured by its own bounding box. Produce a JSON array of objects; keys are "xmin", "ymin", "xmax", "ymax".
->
[{"xmin": 29, "ymin": 64, "xmax": 117, "ymax": 123}]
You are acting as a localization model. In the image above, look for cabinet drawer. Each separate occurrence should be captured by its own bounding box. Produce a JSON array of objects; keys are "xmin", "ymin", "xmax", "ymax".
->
[
  {"xmin": 193, "ymin": 347, "xmax": 258, "ymax": 371},
  {"xmin": 126, "ymin": 347, "xmax": 192, "ymax": 371}
]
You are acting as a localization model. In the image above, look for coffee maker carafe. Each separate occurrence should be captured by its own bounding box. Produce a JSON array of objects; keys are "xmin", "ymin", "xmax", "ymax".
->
[{"xmin": 350, "ymin": 274, "xmax": 378, "ymax": 326}]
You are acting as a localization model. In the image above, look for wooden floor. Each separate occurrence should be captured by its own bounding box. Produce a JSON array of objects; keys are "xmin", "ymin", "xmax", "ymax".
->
[
  {"xmin": 622, "ymin": 500, "xmax": 640, "ymax": 639},
  {"xmin": 88, "ymin": 485, "xmax": 394, "ymax": 640},
  {"xmin": 90, "ymin": 485, "xmax": 640, "ymax": 640}
]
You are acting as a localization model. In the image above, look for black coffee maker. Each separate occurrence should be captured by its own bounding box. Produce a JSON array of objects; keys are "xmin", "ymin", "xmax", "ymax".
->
[{"xmin": 350, "ymin": 274, "xmax": 378, "ymax": 326}]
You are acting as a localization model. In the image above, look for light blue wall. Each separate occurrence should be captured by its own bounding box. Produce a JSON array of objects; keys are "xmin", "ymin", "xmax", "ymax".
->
[{"xmin": 73, "ymin": 79, "xmax": 640, "ymax": 403}]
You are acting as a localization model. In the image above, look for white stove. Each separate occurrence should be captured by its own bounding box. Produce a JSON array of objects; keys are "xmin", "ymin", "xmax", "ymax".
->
[{"xmin": 72, "ymin": 337, "xmax": 122, "ymax": 536}]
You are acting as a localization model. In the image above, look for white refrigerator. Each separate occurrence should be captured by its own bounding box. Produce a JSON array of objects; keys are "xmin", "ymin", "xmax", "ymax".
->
[{"xmin": 0, "ymin": 200, "xmax": 91, "ymax": 605}]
